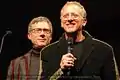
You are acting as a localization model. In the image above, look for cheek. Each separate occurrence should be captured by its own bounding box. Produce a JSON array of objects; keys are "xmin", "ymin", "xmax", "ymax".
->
[
  {"xmin": 77, "ymin": 21, "xmax": 83, "ymax": 26},
  {"xmin": 30, "ymin": 36, "xmax": 37, "ymax": 43},
  {"xmin": 61, "ymin": 21, "xmax": 65, "ymax": 28},
  {"xmin": 46, "ymin": 36, "xmax": 52, "ymax": 43},
  {"xmin": 32, "ymin": 38, "xmax": 37, "ymax": 44}
]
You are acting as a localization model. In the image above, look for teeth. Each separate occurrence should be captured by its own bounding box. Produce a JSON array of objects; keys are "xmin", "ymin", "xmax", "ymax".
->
[
  {"xmin": 68, "ymin": 24, "xmax": 74, "ymax": 26},
  {"xmin": 66, "ymin": 23, "xmax": 75, "ymax": 25}
]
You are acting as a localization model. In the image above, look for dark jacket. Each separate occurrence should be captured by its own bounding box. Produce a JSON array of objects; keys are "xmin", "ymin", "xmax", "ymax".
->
[{"xmin": 41, "ymin": 31, "xmax": 118, "ymax": 80}]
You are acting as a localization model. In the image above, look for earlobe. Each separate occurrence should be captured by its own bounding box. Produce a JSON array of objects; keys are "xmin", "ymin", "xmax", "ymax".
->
[
  {"xmin": 61, "ymin": 23, "xmax": 63, "ymax": 28},
  {"xmin": 82, "ymin": 23, "xmax": 86, "ymax": 26},
  {"xmin": 27, "ymin": 34, "xmax": 31, "ymax": 40},
  {"xmin": 50, "ymin": 38, "xmax": 52, "ymax": 43},
  {"xmin": 50, "ymin": 37, "xmax": 52, "ymax": 42},
  {"xmin": 82, "ymin": 19, "xmax": 87, "ymax": 26}
]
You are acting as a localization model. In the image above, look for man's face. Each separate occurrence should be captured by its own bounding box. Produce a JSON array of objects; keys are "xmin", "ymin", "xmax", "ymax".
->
[
  {"xmin": 61, "ymin": 4, "xmax": 86, "ymax": 33},
  {"xmin": 28, "ymin": 21, "xmax": 52, "ymax": 48}
]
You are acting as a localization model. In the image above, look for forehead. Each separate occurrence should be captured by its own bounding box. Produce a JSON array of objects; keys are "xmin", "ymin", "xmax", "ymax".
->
[
  {"xmin": 61, "ymin": 4, "xmax": 81, "ymax": 15},
  {"xmin": 31, "ymin": 21, "xmax": 50, "ymax": 29}
]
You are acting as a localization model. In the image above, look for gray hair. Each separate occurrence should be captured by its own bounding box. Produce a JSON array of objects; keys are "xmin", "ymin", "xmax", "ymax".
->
[
  {"xmin": 28, "ymin": 16, "xmax": 53, "ymax": 33},
  {"xmin": 61, "ymin": 1, "xmax": 87, "ymax": 18}
]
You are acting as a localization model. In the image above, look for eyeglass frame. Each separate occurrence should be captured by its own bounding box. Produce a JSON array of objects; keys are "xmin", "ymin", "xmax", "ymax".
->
[{"xmin": 29, "ymin": 28, "xmax": 51, "ymax": 34}]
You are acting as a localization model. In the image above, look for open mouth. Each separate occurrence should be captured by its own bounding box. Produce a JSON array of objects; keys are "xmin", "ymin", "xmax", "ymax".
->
[
  {"xmin": 66, "ymin": 22, "xmax": 76, "ymax": 25},
  {"xmin": 66, "ymin": 23, "xmax": 76, "ymax": 28}
]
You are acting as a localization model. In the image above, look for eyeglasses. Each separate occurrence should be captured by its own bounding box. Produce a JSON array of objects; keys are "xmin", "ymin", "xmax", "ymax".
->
[
  {"xmin": 61, "ymin": 13, "xmax": 80, "ymax": 20},
  {"xmin": 30, "ymin": 28, "xmax": 51, "ymax": 34}
]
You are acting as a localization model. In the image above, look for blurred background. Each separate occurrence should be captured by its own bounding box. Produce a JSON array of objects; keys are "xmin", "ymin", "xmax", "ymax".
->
[{"xmin": 0, "ymin": 0, "xmax": 120, "ymax": 79}]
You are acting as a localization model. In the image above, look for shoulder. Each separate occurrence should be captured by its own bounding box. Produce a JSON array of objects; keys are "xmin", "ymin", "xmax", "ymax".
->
[
  {"xmin": 92, "ymin": 38, "xmax": 113, "ymax": 52},
  {"xmin": 92, "ymin": 38, "xmax": 112, "ymax": 48},
  {"xmin": 40, "ymin": 40, "xmax": 59, "ymax": 60},
  {"xmin": 11, "ymin": 56, "xmax": 22, "ymax": 63},
  {"xmin": 84, "ymin": 30, "xmax": 113, "ymax": 50},
  {"xmin": 10, "ymin": 52, "xmax": 30, "ymax": 66},
  {"xmin": 8, "ymin": 56, "xmax": 23, "ymax": 71},
  {"xmin": 9, "ymin": 57, "xmax": 22, "ymax": 67},
  {"xmin": 41, "ymin": 40, "xmax": 59, "ymax": 53},
  {"xmin": 90, "ymin": 38, "xmax": 115, "ymax": 61}
]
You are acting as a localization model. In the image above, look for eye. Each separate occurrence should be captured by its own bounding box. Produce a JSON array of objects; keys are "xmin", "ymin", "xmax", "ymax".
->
[
  {"xmin": 43, "ymin": 29, "xmax": 51, "ymax": 34},
  {"xmin": 61, "ymin": 13, "xmax": 80, "ymax": 19},
  {"xmin": 72, "ymin": 13, "xmax": 79, "ymax": 18},
  {"xmin": 63, "ymin": 14, "xmax": 69, "ymax": 18},
  {"xmin": 36, "ymin": 28, "xmax": 42, "ymax": 32}
]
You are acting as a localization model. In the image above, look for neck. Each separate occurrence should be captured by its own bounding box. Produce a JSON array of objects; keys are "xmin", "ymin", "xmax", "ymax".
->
[
  {"xmin": 32, "ymin": 46, "xmax": 42, "ymax": 55},
  {"xmin": 65, "ymin": 30, "xmax": 85, "ymax": 42}
]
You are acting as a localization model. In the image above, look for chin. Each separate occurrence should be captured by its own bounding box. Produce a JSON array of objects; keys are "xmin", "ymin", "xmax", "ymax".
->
[
  {"xmin": 65, "ymin": 28, "xmax": 76, "ymax": 32},
  {"xmin": 38, "ymin": 43, "xmax": 46, "ymax": 47},
  {"xmin": 66, "ymin": 30, "xmax": 76, "ymax": 33}
]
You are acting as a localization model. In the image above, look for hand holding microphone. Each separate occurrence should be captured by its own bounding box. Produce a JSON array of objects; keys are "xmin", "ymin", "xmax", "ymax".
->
[
  {"xmin": 60, "ymin": 53, "xmax": 76, "ymax": 69},
  {"xmin": 60, "ymin": 37, "xmax": 76, "ymax": 70}
]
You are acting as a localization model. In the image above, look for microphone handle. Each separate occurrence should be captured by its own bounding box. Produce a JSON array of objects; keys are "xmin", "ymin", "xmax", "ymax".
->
[
  {"xmin": 66, "ymin": 46, "xmax": 72, "ymax": 76},
  {"xmin": 67, "ymin": 38, "xmax": 73, "ymax": 76}
]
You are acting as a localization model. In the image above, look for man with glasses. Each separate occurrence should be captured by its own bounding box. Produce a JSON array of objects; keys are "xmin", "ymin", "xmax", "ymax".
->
[
  {"xmin": 7, "ymin": 16, "xmax": 53, "ymax": 80},
  {"xmin": 40, "ymin": 1, "xmax": 119, "ymax": 80}
]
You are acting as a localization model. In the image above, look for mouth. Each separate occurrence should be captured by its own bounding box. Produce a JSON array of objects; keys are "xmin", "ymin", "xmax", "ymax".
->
[
  {"xmin": 38, "ymin": 39, "xmax": 46, "ymax": 42},
  {"xmin": 66, "ymin": 23, "xmax": 76, "ymax": 28}
]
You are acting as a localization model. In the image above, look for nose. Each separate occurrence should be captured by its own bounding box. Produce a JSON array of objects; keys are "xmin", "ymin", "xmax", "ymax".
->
[
  {"xmin": 68, "ymin": 20, "xmax": 73, "ymax": 23},
  {"xmin": 40, "ymin": 34, "xmax": 45, "ymax": 38},
  {"xmin": 40, "ymin": 30, "xmax": 45, "ymax": 38},
  {"xmin": 68, "ymin": 14, "xmax": 73, "ymax": 20},
  {"xmin": 67, "ymin": 14, "xmax": 74, "ymax": 23},
  {"xmin": 40, "ymin": 33, "xmax": 45, "ymax": 38}
]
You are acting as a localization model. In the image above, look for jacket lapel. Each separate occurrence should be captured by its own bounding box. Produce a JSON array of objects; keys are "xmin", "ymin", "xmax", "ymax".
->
[
  {"xmin": 57, "ymin": 34, "xmax": 68, "ymax": 56},
  {"xmin": 76, "ymin": 36, "xmax": 94, "ymax": 71}
]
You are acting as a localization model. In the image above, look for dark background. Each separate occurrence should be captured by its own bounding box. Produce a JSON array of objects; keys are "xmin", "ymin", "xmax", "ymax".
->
[{"xmin": 0, "ymin": 0, "xmax": 120, "ymax": 79}]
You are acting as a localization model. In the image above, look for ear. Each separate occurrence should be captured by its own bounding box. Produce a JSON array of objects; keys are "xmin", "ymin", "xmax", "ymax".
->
[
  {"xmin": 27, "ymin": 33, "xmax": 31, "ymax": 40},
  {"xmin": 60, "ymin": 16, "xmax": 64, "ymax": 28},
  {"xmin": 61, "ymin": 23, "xmax": 64, "ymax": 28},
  {"xmin": 50, "ymin": 37, "xmax": 52, "ymax": 42},
  {"xmin": 82, "ymin": 19, "xmax": 87, "ymax": 26},
  {"xmin": 61, "ymin": 20, "xmax": 64, "ymax": 28}
]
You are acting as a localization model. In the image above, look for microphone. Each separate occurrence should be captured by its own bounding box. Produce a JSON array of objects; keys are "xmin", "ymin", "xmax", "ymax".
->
[
  {"xmin": 67, "ymin": 37, "xmax": 73, "ymax": 53},
  {"xmin": 0, "ymin": 30, "xmax": 12, "ymax": 54},
  {"xmin": 67, "ymin": 37, "xmax": 73, "ymax": 76}
]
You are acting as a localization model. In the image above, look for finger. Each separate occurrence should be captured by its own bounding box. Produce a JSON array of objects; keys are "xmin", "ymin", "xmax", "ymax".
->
[
  {"xmin": 67, "ymin": 61, "xmax": 74, "ymax": 65},
  {"xmin": 66, "ymin": 53, "xmax": 77, "ymax": 61},
  {"xmin": 62, "ymin": 55, "xmax": 74, "ymax": 61},
  {"xmin": 64, "ymin": 60, "xmax": 74, "ymax": 66},
  {"xmin": 64, "ymin": 62, "xmax": 74, "ymax": 67},
  {"xmin": 66, "ymin": 53, "xmax": 74, "ymax": 58},
  {"xmin": 60, "ymin": 60, "xmax": 74, "ymax": 69},
  {"xmin": 65, "ymin": 57, "xmax": 75, "ymax": 62}
]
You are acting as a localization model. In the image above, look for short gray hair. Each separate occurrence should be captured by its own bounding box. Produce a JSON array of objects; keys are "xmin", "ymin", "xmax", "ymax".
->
[
  {"xmin": 61, "ymin": 1, "xmax": 87, "ymax": 18},
  {"xmin": 28, "ymin": 16, "xmax": 53, "ymax": 33}
]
